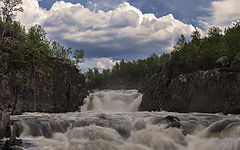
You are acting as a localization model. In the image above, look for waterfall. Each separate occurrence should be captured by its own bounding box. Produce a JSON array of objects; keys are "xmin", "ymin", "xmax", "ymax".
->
[{"xmin": 81, "ymin": 90, "xmax": 142, "ymax": 112}]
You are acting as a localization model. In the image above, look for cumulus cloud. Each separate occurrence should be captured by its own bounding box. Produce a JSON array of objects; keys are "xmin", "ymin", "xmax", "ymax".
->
[
  {"xmin": 79, "ymin": 57, "xmax": 120, "ymax": 72},
  {"xmin": 201, "ymin": 0, "xmax": 240, "ymax": 27},
  {"xmin": 15, "ymin": 0, "xmax": 196, "ymax": 69},
  {"xmin": 16, "ymin": 0, "xmax": 47, "ymax": 29},
  {"xmin": 85, "ymin": 0, "xmax": 125, "ymax": 11}
]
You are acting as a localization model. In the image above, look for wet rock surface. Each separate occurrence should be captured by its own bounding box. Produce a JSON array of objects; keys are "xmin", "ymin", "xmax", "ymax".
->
[
  {"xmin": 151, "ymin": 116, "xmax": 180, "ymax": 128},
  {"xmin": 3, "ymin": 138, "xmax": 23, "ymax": 150}
]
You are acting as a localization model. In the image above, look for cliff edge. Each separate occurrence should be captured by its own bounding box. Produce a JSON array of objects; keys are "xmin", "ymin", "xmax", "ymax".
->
[
  {"xmin": 0, "ymin": 51, "xmax": 88, "ymax": 114},
  {"xmin": 139, "ymin": 56, "xmax": 240, "ymax": 114}
]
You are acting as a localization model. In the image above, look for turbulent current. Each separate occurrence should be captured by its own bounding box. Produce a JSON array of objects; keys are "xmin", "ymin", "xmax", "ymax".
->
[
  {"xmin": 81, "ymin": 90, "xmax": 142, "ymax": 112},
  {"xmin": 5, "ymin": 90, "xmax": 240, "ymax": 150}
]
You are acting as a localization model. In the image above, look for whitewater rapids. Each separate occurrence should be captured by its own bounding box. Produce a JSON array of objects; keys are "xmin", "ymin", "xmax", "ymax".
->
[
  {"xmin": 6, "ymin": 90, "xmax": 240, "ymax": 150},
  {"xmin": 81, "ymin": 90, "xmax": 142, "ymax": 112}
]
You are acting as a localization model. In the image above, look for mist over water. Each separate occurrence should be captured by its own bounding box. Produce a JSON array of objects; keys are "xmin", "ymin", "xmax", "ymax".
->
[{"xmin": 8, "ymin": 90, "xmax": 240, "ymax": 150}]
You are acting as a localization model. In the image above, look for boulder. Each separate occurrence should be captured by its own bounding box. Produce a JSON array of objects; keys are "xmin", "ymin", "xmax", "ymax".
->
[
  {"xmin": 215, "ymin": 56, "xmax": 230, "ymax": 68},
  {"xmin": 151, "ymin": 116, "xmax": 180, "ymax": 128}
]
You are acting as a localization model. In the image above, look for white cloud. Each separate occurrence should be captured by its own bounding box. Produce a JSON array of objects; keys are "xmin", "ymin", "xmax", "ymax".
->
[
  {"xmin": 202, "ymin": 0, "xmax": 240, "ymax": 27},
  {"xmin": 16, "ymin": 0, "xmax": 196, "ymax": 69},
  {"xmin": 17, "ymin": 0, "xmax": 195, "ymax": 46},
  {"xmin": 79, "ymin": 57, "xmax": 120, "ymax": 72},
  {"xmin": 85, "ymin": 0, "xmax": 125, "ymax": 11},
  {"xmin": 16, "ymin": 0, "xmax": 47, "ymax": 29}
]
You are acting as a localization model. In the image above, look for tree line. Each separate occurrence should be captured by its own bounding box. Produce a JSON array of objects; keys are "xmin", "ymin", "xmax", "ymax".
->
[
  {"xmin": 85, "ymin": 22, "xmax": 240, "ymax": 89},
  {"xmin": 0, "ymin": 0, "xmax": 84, "ymax": 70},
  {"xmin": 1, "ymin": 0, "xmax": 239, "ymax": 90},
  {"xmin": 171, "ymin": 22, "xmax": 240, "ymax": 74},
  {"xmin": 84, "ymin": 53, "xmax": 170, "ymax": 89}
]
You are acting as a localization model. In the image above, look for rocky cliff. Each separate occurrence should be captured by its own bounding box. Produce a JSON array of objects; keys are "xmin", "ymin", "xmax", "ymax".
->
[
  {"xmin": 139, "ymin": 57, "xmax": 240, "ymax": 114},
  {"xmin": 0, "ymin": 111, "xmax": 10, "ymax": 139},
  {"xmin": 0, "ymin": 51, "xmax": 88, "ymax": 114}
]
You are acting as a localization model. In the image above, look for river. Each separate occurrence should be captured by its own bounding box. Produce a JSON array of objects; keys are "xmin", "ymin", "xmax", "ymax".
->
[{"xmin": 6, "ymin": 90, "xmax": 240, "ymax": 150}]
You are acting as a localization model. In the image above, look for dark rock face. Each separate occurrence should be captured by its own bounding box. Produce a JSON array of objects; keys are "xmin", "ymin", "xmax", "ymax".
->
[
  {"xmin": 139, "ymin": 56, "xmax": 175, "ymax": 111},
  {"xmin": 0, "ymin": 51, "xmax": 88, "ymax": 114},
  {"xmin": 0, "ymin": 111, "xmax": 10, "ymax": 139},
  {"xmin": 140, "ymin": 57, "xmax": 240, "ymax": 114}
]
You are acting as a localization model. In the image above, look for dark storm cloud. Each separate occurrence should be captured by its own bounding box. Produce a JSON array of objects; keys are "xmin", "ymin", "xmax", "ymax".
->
[{"xmin": 55, "ymin": 37, "xmax": 171, "ymax": 60}]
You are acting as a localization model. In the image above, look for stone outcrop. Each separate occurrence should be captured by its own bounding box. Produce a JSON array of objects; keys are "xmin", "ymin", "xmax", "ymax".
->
[
  {"xmin": 139, "ymin": 56, "xmax": 175, "ymax": 111},
  {"xmin": 139, "ymin": 56, "xmax": 240, "ymax": 114},
  {"xmin": 0, "ymin": 111, "xmax": 10, "ymax": 139},
  {"xmin": 0, "ymin": 51, "xmax": 88, "ymax": 114},
  {"xmin": 215, "ymin": 56, "xmax": 230, "ymax": 68}
]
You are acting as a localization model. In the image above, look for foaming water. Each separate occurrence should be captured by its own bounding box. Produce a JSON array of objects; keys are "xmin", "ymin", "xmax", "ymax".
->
[
  {"xmin": 81, "ymin": 90, "xmax": 142, "ymax": 112},
  {"xmin": 8, "ymin": 90, "xmax": 240, "ymax": 150}
]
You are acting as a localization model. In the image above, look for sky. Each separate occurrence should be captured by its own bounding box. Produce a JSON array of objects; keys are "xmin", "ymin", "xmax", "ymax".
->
[{"xmin": 13, "ymin": 0, "xmax": 240, "ymax": 71}]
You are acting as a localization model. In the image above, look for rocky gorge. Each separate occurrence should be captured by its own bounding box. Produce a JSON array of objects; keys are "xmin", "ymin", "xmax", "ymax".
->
[
  {"xmin": 139, "ymin": 56, "xmax": 240, "ymax": 114},
  {"xmin": 0, "ymin": 51, "xmax": 88, "ymax": 141}
]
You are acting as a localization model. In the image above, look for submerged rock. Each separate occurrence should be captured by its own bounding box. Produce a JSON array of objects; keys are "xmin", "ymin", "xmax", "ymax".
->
[
  {"xmin": 164, "ymin": 116, "xmax": 181, "ymax": 129},
  {"xmin": 3, "ymin": 138, "xmax": 23, "ymax": 150},
  {"xmin": 151, "ymin": 116, "xmax": 180, "ymax": 129}
]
